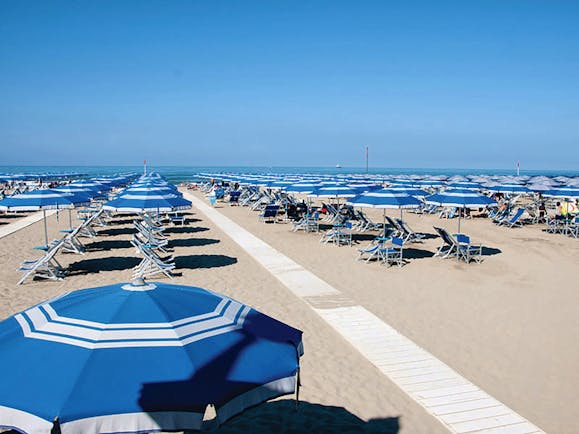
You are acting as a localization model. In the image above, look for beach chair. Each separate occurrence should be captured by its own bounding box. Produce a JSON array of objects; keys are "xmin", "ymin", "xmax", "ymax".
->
[
  {"xmin": 335, "ymin": 221, "xmax": 353, "ymax": 246},
  {"xmin": 259, "ymin": 204, "xmax": 280, "ymax": 223},
  {"xmin": 18, "ymin": 239, "xmax": 67, "ymax": 285},
  {"xmin": 379, "ymin": 237, "xmax": 404, "ymax": 267},
  {"xmin": 228, "ymin": 190, "xmax": 241, "ymax": 205},
  {"xmin": 455, "ymin": 234, "xmax": 483, "ymax": 263},
  {"xmin": 384, "ymin": 216, "xmax": 402, "ymax": 237},
  {"xmin": 433, "ymin": 226, "xmax": 458, "ymax": 259},
  {"xmin": 61, "ymin": 224, "xmax": 87, "ymax": 254},
  {"xmin": 357, "ymin": 231, "xmax": 393, "ymax": 262},
  {"xmin": 498, "ymin": 208, "xmax": 525, "ymax": 228},
  {"xmin": 395, "ymin": 218, "xmax": 425, "ymax": 243},
  {"xmin": 565, "ymin": 217, "xmax": 579, "ymax": 238},
  {"xmin": 131, "ymin": 238, "xmax": 175, "ymax": 280}
]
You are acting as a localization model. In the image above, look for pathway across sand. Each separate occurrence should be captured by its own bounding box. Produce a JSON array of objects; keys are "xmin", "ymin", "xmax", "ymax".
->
[
  {"xmin": 184, "ymin": 191, "xmax": 544, "ymax": 434},
  {"xmin": 0, "ymin": 211, "xmax": 57, "ymax": 240}
]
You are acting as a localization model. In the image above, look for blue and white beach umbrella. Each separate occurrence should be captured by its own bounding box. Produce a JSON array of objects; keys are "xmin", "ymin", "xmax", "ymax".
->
[
  {"xmin": 0, "ymin": 281, "xmax": 303, "ymax": 434},
  {"xmin": 103, "ymin": 190, "xmax": 192, "ymax": 213},
  {"xmin": 308, "ymin": 184, "xmax": 357, "ymax": 199},
  {"xmin": 348, "ymin": 190, "xmax": 422, "ymax": 209},
  {"xmin": 487, "ymin": 184, "xmax": 530, "ymax": 194},
  {"xmin": 425, "ymin": 189, "xmax": 497, "ymax": 232},
  {"xmin": 285, "ymin": 182, "xmax": 321, "ymax": 194},
  {"xmin": 348, "ymin": 189, "xmax": 422, "ymax": 234},
  {"xmin": 0, "ymin": 189, "xmax": 89, "ymax": 246},
  {"xmin": 542, "ymin": 187, "xmax": 579, "ymax": 198}
]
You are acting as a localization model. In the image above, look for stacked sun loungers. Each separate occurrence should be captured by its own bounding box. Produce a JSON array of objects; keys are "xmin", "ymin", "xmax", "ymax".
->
[{"xmin": 131, "ymin": 214, "xmax": 175, "ymax": 279}]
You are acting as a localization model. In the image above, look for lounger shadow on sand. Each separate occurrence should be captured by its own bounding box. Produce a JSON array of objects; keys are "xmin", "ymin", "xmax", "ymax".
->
[
  {"xmin": 86, "ymin": 239, "xmax": 133, "ymax": 251},
  {"xmin": 165, "ymin": 226, "xmax": 210, "ymax": 234},
  {"xmin": 69, "ymin": 256, "xmax": 142, "ymax": 274},
  {"xmin": 175, "ymin": 254, "xmax": 237, "ymax": 269},
  {"xmin": 168, "ymin": 238, "xmax": 220, "ymax": 248}
]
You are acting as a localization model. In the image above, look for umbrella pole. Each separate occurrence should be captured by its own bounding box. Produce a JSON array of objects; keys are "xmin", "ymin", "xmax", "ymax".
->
[
  {"xmin": 69, "ymin": 209, "xmax": 73, "ymax": 230},
  {"xmin": 43, "ymin": 209, "xmax": 48, "ymax": 247},
  {"xmin": 295, "ymin": 366, "xmax": 301, "ymax": 409},
  {"xmin": 458, "ymin": 208, "xmax": 462, "ymax": 234},
  {"xmin": 383, "ymin": 208, "xmax": 387, "ymax": 237}
]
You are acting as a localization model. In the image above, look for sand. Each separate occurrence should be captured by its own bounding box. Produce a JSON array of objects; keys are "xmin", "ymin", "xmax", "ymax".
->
[{"xmin": 0, "ymin": 192, "xmax": 577, "ymax": 433}]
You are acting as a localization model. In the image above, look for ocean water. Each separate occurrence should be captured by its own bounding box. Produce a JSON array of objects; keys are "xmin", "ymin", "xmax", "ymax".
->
[{"xmin": 1, "ymin": 165, "xmax": 578, "ymax": 184}]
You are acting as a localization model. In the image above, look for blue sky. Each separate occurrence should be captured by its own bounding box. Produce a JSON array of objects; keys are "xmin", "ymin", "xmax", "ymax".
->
[{"xmin": 1, "ymin": 1, "xmax": 578, "ymax": 169}]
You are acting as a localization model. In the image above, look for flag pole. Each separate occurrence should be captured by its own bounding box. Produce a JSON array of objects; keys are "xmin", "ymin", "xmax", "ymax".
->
[{"xmin": 366, "ymin": 146, "xmax": 369, "ymax": 174}]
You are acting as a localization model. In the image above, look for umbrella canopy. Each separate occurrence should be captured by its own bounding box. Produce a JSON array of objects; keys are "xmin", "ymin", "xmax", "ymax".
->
[
  {"xmin": 542, "ymin": 188, "xmax": 579, "ymax": 198},
  {"xmin": 285, "ymin": 182, "xmax": 321, "ymax": 194},
  {"xmin": 347, "ymin": 190, "xmax": 422, "ymax": 209},
  {"xmin": 0, "ymin": 189, "xmax": 87, "ymax": 212},
  {"xmin": 446, "ymin": 182, "xmax": 482, "ymax": 190},
  {"xmin": 308, "ymin": 184, "xmax": 357, "ymax": 198},
  {"xmin": 486, "ymin": 184, "xmax": 530, "ymax": 194},
  {"xmin": 0, "ymin": 189, "xmax": 90, "ymax": 246},
  {"xmin": 103, "ymin": 190, "xmax": 191, "ymax": 213},
  {"xmin": 0, "ymin": 281, "xmax": 303, "ymax": 434},
  {"xmin": 425, "ymin": 189, "xmax": 497, "ymax": 232},
  {"xmin": 386, "ymin": 186, "xmax": 430, "ymax": 198}
]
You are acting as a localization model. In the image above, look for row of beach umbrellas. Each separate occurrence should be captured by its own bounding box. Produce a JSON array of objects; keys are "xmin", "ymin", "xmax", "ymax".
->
[{"xmin": 0, "ymin": 173, "xmax": 304, "ymax": 433}]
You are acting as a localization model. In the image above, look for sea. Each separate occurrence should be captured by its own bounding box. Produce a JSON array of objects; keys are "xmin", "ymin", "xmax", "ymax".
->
[{"xmin": 1, "ymin": 165, "xmax": 578, "ymax": 184}]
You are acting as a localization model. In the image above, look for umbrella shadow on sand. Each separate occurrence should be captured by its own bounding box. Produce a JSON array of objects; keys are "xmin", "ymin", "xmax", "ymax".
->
[
  {"xmin": 208, "ymin": 400, "xmax": 400, "ymax": 433},
  {"xmin": 138, "ymin": 323, "xmax": 399, "ymax": 434}
]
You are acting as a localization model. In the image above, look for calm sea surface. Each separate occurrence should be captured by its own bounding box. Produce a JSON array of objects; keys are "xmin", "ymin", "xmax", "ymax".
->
[{"xmin": 1, "ymin": 165, "xmax": 578, "ymax": 184}]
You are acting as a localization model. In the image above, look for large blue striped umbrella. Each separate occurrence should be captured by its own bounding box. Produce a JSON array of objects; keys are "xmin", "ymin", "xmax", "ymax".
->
[
  {"xmin": 285, "ymin": 182, "xmax": 321, "ymax": 194},
  {"xmin": 542, "ymin": 187, "xmax": 579, "ymax": 198},
  {"xmin": 348, "ymin": 189, "xmax": 422, "ymax": 235},
  {"xmin": 308, "ymin": 184, "xmax": 357, "ymax": 199},
  {"xmin": 0, "ymin": 281, "xmax": 303, "ymax": 434},
  {"xmin": 386, "ymin": 186, "xmax": 430, "ymax": 198},
  {"xmin": 425, "ymin": 189, "xmax": 496, "ymax": 232},
  {"xmin": 447, "ymin": 182, "xmax": 482, "ymax": 190},
  {"xmin": 103, "ymin": 190, "xmax": 191, "ymax": 213},
  {"xmin": 487, "ymin": 184, "xmax": 530, "ymax": 194},
  {"xmin": 0, "ymin": 189, "xmax": 89, "ymax": 246},
  {"xmin": 348, "ymin": 190, "xmax": 422, "ymax": 209}
]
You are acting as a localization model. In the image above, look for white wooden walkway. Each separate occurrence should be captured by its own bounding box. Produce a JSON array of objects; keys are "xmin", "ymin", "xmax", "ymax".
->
[
  {"xmin": 0, "ymin": 211, "xmax": 56, "ymax": 240},
  {"xmin": 184, "ymin": 192, "xmax": 545, "ymax": 434}
]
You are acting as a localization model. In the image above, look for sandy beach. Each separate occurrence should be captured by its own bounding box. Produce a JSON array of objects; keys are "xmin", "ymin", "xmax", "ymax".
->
[{"xmin": 1, "ymin": 190, "xmax": 577, "ymax": 433}]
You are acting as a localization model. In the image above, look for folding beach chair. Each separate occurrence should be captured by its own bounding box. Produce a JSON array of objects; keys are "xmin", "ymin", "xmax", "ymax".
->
[
  {"xmin": 384, "ymin": 216, "xmax": 402, "ymax": 238},
  {"xmin": 18, "ymin": 239, "xmax": 67, "ymax": 285},
  {"xmin": 357, "ymin": 231, "xmax": 393, "ymax": 262},
  {"xmin": 433, "ymin": 226, "xmax": 458, "ymax": 259},
  {"xmin": 228, "ymin": 190, "xmax": 241, "ymax": 205},
  {"xmin": 566, "ymin": 217, "xmax": 579, "ymax": 238},
  {"xmin": 498, "ymin": 208, "xmax": 525, "ymax": 228},
  {"xmin": 395, "ymin": 218, "xmax": 425, "ymax": 243},
  {"xmin": 259, "ymin": 204, "xmax": 280, "ymax": 223},
  {"xmin": 455, "ymin": 234, "xmax": 483, "ymax": 263},
  {"xmin": 131, "ymin": 238, "xmax": 175, "ymax": 280},
  {"xmin": 379, "ymin": 237, "xmax": 404, "ymax": 267},
  {"xmin": 61, "ymin": 224, "xmax": 87, "ymax": 254}
]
